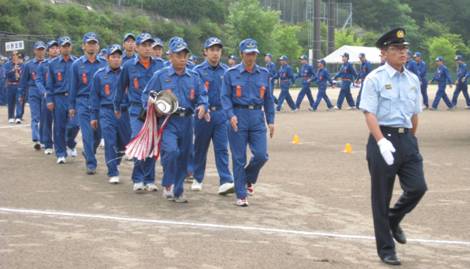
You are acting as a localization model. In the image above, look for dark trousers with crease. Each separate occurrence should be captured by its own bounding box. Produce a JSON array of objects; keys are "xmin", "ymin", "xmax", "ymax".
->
[{"xmin": 366, "ymin": 127, "xmax": 427, "ymax": 258}]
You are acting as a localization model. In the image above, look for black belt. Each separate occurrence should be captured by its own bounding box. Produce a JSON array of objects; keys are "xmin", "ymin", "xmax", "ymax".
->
[
  {"xmin": 7, "ymin": 82, "xmax": 19, "ymax": 85},
  {"xmin": 173, "ymin": 108, "xmax": 193, "ymax": 117},
  {"xmin": 380, "ymin": 126, "xmax": 410, "ymax": 134},
  {"xmin": 233, "ymin": 104, "xmax": 262, "ymax": 110},
  {"xmin": 209, "ymin": 106, "xmax": 223, "ymax": 112}
]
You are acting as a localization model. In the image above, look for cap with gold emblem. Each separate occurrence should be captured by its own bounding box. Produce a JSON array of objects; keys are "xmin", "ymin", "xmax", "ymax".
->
[{"xmin": 375, "ymin": 28, "xmax": 409, "ymax": 49}]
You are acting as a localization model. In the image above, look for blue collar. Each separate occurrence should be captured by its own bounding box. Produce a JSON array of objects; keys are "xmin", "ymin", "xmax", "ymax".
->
[
  {"xmin": 80, "ymin": 55, "xmax": 103, "ymax": 64},
  {"xmin": 167, "ymin": 65, "xmax": 191, "ymax": 77},
  {"xmin": 105, "ymin": 65, "xmax": 122, "ymax": 74}
]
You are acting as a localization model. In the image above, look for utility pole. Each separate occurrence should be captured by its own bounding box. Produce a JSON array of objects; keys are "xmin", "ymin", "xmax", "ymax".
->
[
  {"xmin": 313, "ymin": 0, "xmax": 321, "ymax": 60},
  {"xmin": 327, "ymin": 0, "xmax": 336, "ymax": 54}
]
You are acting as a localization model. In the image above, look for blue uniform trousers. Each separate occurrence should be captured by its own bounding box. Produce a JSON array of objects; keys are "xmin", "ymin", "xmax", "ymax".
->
[
  {"xmin": 336, "ymin": 80, "xmax": 355, "ymax": 109},
  {"xmin": 277, "ymin": 85, "xmax": 296, "ymax": 111},
  {"xmin": 28, "ymin": 89, "xmax": 42, "ymax": 142},
  {"xmin": 451, "ymin": 82, "xmax": 470, "ymax": 107},
  {"xmin": 129, "ymin": 104, "xmax": 155, "ymax": 184},
  {"xmin": 160, "ymin": 115, "xmax": 193, "ymax": 198},
  {"xmin": 420, "ymin": 80, "xmax": 429, "ymax": 108},
  {"xmin": 193, "ymin": 109, "xmax": 233, "ymax": 185},
  {"xmin": 228, "ymin": 109, "xmax": 268, "ymax": 199},
  {"xmin": 76, "ymin": 96, "xmax": 101, "ymax": 170},
  {"xmin": 53, "ymin": 94, "xmax": 80, "ymax": 157},
  {"xmin": 6, "ymin": 85, "xmax": 20, "ymax": 119},
  {"xmin": 295, "ymin": 83, "xmax": 315, "ymax": 109},
  {"xmin": 40, "ymin": 95, "xmax": 53, "ymax": 149},
  {"xmin": 432, "ymin": 84, "xmax": 453, "ymax": 109},
  {"xmin": 312, "ymin": 86, "xmax": 333, "ymax": 110}
]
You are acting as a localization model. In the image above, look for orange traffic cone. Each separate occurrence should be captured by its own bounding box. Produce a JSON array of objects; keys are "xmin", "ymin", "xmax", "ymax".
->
[
  {"xmin": 292, "ymin": 134, "xmax": 300, "ymax": 145},
  {"xmin": 343, "ymin": 143, "xmax": 353, "ymax": 153}
]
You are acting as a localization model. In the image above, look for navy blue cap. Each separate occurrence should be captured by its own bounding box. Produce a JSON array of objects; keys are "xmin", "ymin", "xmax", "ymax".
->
[
  {"xmin": 317, "ymin": 59, "xmax": 326, "ymax": 65},
  {"xmin": 376, "ymin": 28, "xmax": 409, "ymax": 48},
  {"xmin": 152, "ymin": 37, "xmax": 163, "ymax": 48},
  {"xmin": 189, "ymin": 55, "xmax": 198, "ymax": 61},
  {"xmin": 34, "ymin": 41, "xmax": 46, "ymax": 50},
  {"xmin": 204, "ymin": 37, "xmax": 223, "ymax": 49},
  {"xmin": 455, "ymin": 55, "xmax": 463, "ymax": 61},
  {"xmin": 342, "ymin": 52, "xmax": 349, "ymax": 58},
  {"xmin": 279, "ymin": 55, "xmax": 288, "ymax": 61},
  {"xmin": 229, "ymin": 55, "xmax": 237, "ymax": 60},
  {"xmin": 299, "ymin": 55, "xmax": 307, "ymax": 60},
  {"xmin": 123, "ymin": 33, "xmax": 136, "ymax": 42},
  {"xmin": 239, "ymin": 38, "xmax": 259, "ymax": 54},
  {"xmin": 168, "ymin": 38, "xmax": 189, "ymax": 54},
  {"xmin": 100, "ymin": 48, "xmax": 108, "ymax": 55},
  {"xmin": 414, "ymin": 52, "xmax": 422, "ymax": 58},
  {"xmin": 47, "ymin": 40, "xmax": 59, "ymax": 49},
  {"xmin": 136, "ymin": 32, "xmax": 154, "ymax": 45},
  {"xmin": 359, "ymin": 52, "xmax": 366, "ymax": 58},
  {"xmin": 108, "ymin": 44, "xmax": 123, "ymax": 55},
  {"xmin": 435, "ymin": 56, "xmax": 444, "ymax": 62},
  {"xmin": 58, "ymin": 36, "xmax": 72, "ymax": 46},
  {"xmin": 265, "ymin": 53, "xmax": 272, "ymax": 58},
  {"xmin": 83, "ymin": 32, "xmax": 99, "ymax": 44}
]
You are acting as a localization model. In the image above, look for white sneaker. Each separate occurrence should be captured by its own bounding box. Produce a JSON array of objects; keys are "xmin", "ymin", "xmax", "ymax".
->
[
  {"xmin": 173, "ymin": 195, "xmax": 188, "ymax": 203},
  {"xmin": 146, "ymin": 183, "xmax": 159, "ymax": 192},
  {"xmin": 56, "ymin": 156, "xmax": 66, "ymax": 164},
  {"xmin": 15, "ymin": 118, "xmax": 22, "ymax": 124},
  {"xmin": 133, "ymin": 182, "xmax": 145, "ymax": 193},
  {"xmin": 44, "ymin": 148, "xmax": 53, "ymax": 155},
  {"xmin": 236, "ymin": 198, "xmax": 249, "ymax": 207},
  {"xmin": 191, "ymin": 180, "xmax": 203, "ymax": 191},
  {"xmin": 163, "ymin": 185, "xmax": 174, "ymax": 200},
  {"xmin": 67, "ymin": 147, "xmax": 77, "ymax": 157},
  {"xmin": 109, "ymin": 176, "xmax": 120, "ymax": 184},
  {"xmin": 8, "ymin": 118, "xmax": 14, "ymax": 124},
  {"xmin": 218, "ymin": 182, "xmax": 235, "ymax": 195}
]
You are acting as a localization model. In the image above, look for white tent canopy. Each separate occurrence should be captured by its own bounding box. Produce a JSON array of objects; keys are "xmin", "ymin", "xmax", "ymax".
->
[{"xmin": 323, "ymin": 45, "xmax": 382, "ymax": 64}]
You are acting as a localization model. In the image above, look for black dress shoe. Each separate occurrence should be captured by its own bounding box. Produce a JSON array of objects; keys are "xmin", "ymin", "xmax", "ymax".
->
[
  {"xmin": 381, "ymin": 254, "xmax": 401, "ymax": 266},
  {"xmin": 391, "ymin": 225, "xmax": 407, "ymax": 244}
]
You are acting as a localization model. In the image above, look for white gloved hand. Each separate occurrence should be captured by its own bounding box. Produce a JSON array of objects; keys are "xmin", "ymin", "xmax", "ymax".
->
[{"xmin": 377, "ymin": 138, "xmax": 396, "ymax": 166}]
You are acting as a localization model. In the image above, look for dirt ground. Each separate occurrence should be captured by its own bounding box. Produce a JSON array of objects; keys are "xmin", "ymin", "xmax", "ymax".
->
[{"xmin": 1, "ymin": 85, "xmax": 469, "ymax": 269}]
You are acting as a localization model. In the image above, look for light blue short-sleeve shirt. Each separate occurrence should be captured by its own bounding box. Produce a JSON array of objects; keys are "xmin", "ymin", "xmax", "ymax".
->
[{"xmin": 359, "ymin": 62, "xmax": 422, "ymax": 128}]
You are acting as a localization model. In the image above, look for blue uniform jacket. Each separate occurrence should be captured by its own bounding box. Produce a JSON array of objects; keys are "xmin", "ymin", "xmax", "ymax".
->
[
  {"xmin": 358, "ymin": 60, "xmax": 372, "ymax": 80},
  {"xmin": 406, "ymin": 60, "xmax": 419, "ymax": 77},
  {"xmin": 275, "ymin": 64, "xmax": 295, "ymax": 87},
  {"xmin": 19, "ymin": 58, "xmax": 46, "ymax": 96},
  {"xmin": 114, "ymin": 57, "xmax": 165, "ymax": 111},
  {"xmin": 221, "ymin": 63, "xmax": 275, "ymax": 125},
  {"xmin": 416, "ymin": 61, "xmax": 427, "ymax": 82},
  {"xmin": 456, "ymin": 63, "xmax": 468, "ymax": 84},
  {"xmin": 141, "ymin": 65, "xmax": 208, "ymax": 112},
  {"xmin": 69, "ymin": 55, "xmax": 107, "ymax": 109},
  {"xmin": 432, "ymin": 65, "xmax": 453, "ymax": 86},
  {"xmin": 193, "ymin": 60, "xmax": 228, "ymax": 107},
  {"xmin": 316, "ymin": 68, "xmax": 334, "ymax": 88},
  {"xmin": 90, "ymin": 66, "xmax": 122, "ymax": 120},
  {"xmin": 297, "ymin": 64, "xmax": 316, "ymax": 86},
  {"xmin": 45, "ymin": 55, "xmax": 77, "ymax": 104},
  {"xmin": 333, "ymin": 62, "xmax": 357, "ymax": 81}
]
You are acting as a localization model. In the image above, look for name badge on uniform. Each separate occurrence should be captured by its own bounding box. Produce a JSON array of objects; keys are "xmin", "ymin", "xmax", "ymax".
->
[
  {"xmin": 385, "ymin": 84, "xmax": 392, "ymax": 90},
  {"xmin": 104, "ymin": 84, "xmax": 111, "ymax": 96},
  {"xmin": 410, "ymin": 86, "xmax": 417, "ymax": 92}
]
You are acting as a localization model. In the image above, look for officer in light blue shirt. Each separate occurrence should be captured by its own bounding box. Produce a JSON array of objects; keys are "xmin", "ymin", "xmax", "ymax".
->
[
  {"xmin": 359, "ymin": 28, "xmax": 427, "ymax": 266},
  {"xmin": 451, "ymin": 55, "xmax": 469, "ymax": 108}
]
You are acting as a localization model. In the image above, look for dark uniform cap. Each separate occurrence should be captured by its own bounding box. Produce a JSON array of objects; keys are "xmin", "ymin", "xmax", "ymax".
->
[
  {"xmin": 34, "ymin": 41, "xmax": 47, "ymax": 49},
  {"xmin": 265, "ymin": 53, "xmax": 272, "ymax": 58},
  {"xmin": 83, "ymin": 32, "xmax": 99, "ymax": 44},
  {"xmin": 375, "ymin": 28, "xmax": 409, "ymax": 49},
  {"xmin": 123, "ymin": 33, "xmax": 136, "ymax": 42},
  {"xmin": 108, "ymin": 44, "xmax": 123, "ymax": 55},
  {"xmin": 168, "ymin": 37, "xmax": 189, "ymax": 54},
  {"xmin": 341, "ymin": 52, "xmax": 349, "ymax": 58},
  {"xmin": 279, "ymin": 55, "xmax": 288, "ymax": 61},
  {"xmin": 204, "ymin": 37, "xmax": 223, "ymax": 49},
  {"xmin": 229, "ymin": 55, "xmax": 237, "ymax": 60},
  {"xmin": 299, "ymin": 55, "xmax": 307, "ymax": 60},
  {"xmin": 58, "ymin": 36, "xmax": 72, "ymax": 46},
  {"xmin": 152, "ymin": 37, "xmax": 163, "ymax": 48},
  {"xmin": 239, "ymin": 38, "xmax": 259, "ymax": 54},
  {"xmin": 136, "ymin": 33, "xmax": 154, "ymax": 45},
  {"xmin": 414, "ymin": 52, "xmax": 422, "ymax": 58},
  {"xmin": 317, "ymin": 59, "xmax": 326, "ymax": 65},
  {"xmin": 435, "ymin": 56, "xmax": 444, "ymax": 62},
  {"xmin": 47, "ymin": 40, "xmax": 59, "ymax": 49},
  {"xmin": 455, "ymin": 55, "xmax": 463, "ymax": 61}
]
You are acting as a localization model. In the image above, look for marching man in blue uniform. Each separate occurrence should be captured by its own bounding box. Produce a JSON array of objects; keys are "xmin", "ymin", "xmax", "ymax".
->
[
  {"xmin": 355, "ymin": 52, "xmax": 372, "ymax": 108},
  {"xmin": 191, "ymin": 37, "xmax": 234, "ymax": 194},
  {"xmin": 430, "ymin": 56, "xmax": 454, "ymax": 110},
  {"xmin": 359, "ymin": 28, "xmax": 427, "ymax": 266},
  {"xmin": 142, "ymin": 37, "xmax": 209, "ymax": 203},
  {"xmin": 414, "ymin": 52, "xmax": 429, "ymax": 109},
  {"xmin": 18, "ymin": 41, "xmax": 47, "ymax": 150},
  {"xmin": 295, "ymin": 55, "xmax": 316, "ymax": 110},
  {"xmin": 333, "ymin": 52, "xmax": 357, "ymax": 110},
  {"xmin": 405, "ymin": 51, "xmax": 419, "ymax": 76},
  {"xmin": 90, "ymin": 44, "xmax": 131, "ymax": 184},
  {"xmin": 69, "ymin": 32, "xmax": 107, "ymax": 174},
  {"xmin": 221, "ymin": 38, "xmax": 275, "ymax": 207},
  {"xmin": 46, "ymin": 36, "xmax": 80, "ymax": 164},
  {"xmin": 114, "ymin": 32, "xmax": 165, "ymax": 192},
  {"xmin": 311, "ymin": 59, "xmax": 335, "ymax": 111},
  {"xmin": 451, "ymin": 55, "xmax": 469, "ymax": 108},
  {"xmin": 4, "ymin": 52, "xmax": 24, "ymax": 124},
  {"xmin": 122, "ymin": 33, "xmax": 136, "ymax": 63},
  {"xmin": 264, "ymin": 53, "xmax": 278, "ymax": 104},
  {"xmin": 274, "ymin": 55, "xmax": 296, "ymax": 112}
]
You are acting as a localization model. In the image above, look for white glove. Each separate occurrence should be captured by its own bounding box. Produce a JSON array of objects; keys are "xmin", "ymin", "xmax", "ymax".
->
[{"xmin": 377, "ymin": 138, "xmax": 396, "ymax": 166}]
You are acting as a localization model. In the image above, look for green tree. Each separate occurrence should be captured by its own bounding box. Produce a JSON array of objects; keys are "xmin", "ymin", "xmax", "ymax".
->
[
  {"xmin": 272, "ymin": 24, "xmax": 302, "ymax": 63},
  {"xmin": 335, "ymin": 29, "xmax": 365, "ymax": 48},
  {"xmin": 427, "ymin": 37, "xmax": 456, "ymax": 70},
  {"xmin": 225, "ymin": 0, "xmax": 279, "ymax": 55}
]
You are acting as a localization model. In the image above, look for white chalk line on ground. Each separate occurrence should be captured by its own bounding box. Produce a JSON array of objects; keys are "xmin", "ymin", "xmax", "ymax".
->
[
  {"xmin": 1, "ymin": 207, "xmax": 469, "ymax": 247},
  {"xmin": 0, "ymin": 124, "xmax": 30, "ymax": 129}
]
